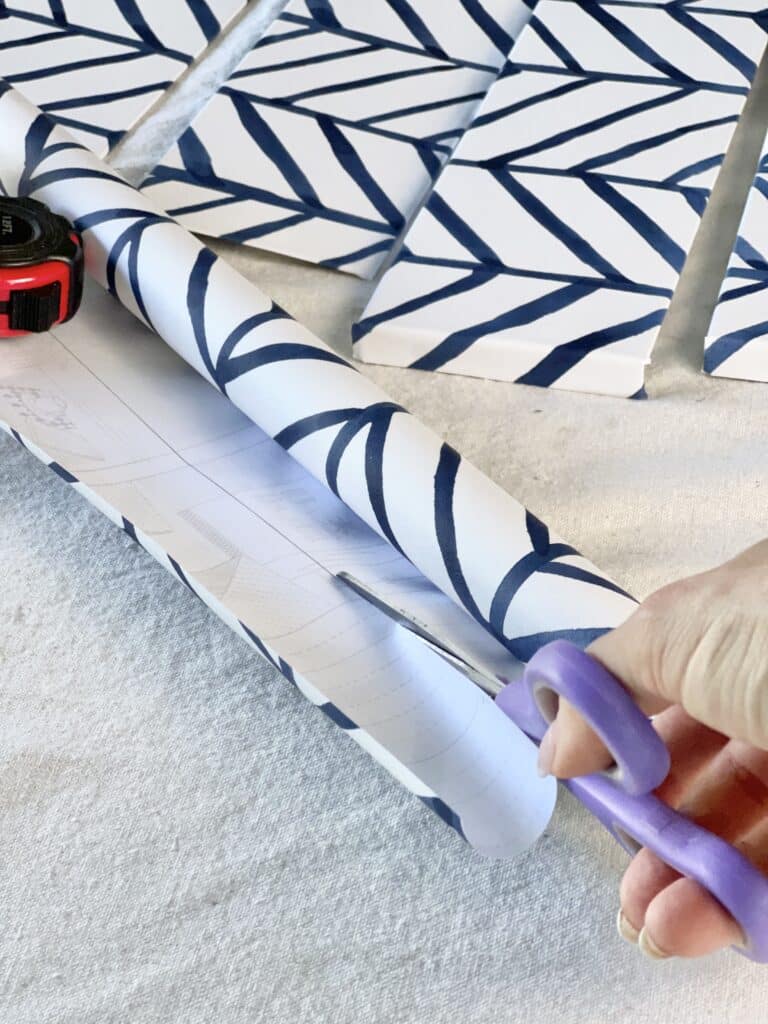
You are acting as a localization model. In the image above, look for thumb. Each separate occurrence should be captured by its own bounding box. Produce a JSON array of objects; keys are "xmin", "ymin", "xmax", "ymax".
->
[
  {"xmin": 537, "ymin": 609, "xmax": 670, "ymax": 779},
  {"xmin": 539, "ymin": 540, "xmax": 768, "ymax": 779}
]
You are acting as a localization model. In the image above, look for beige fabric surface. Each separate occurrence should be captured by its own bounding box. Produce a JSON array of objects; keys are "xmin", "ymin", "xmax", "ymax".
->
[{"xmin": 3, "ymin": 4, "xmax": 768, "ymax": 1021}]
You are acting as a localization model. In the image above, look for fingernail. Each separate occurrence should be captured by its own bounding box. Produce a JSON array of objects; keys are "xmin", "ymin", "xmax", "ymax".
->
[
  {"xmin": 617, "ymin": 909, "xmax": 640, "ymax": 945},
  {"xmin": 537, "ymin": 723, "xmax": 558, "ymax": 777},
  {"xmin": 638, "ymin": 927, "xmax": 671, "ymax": 961}
]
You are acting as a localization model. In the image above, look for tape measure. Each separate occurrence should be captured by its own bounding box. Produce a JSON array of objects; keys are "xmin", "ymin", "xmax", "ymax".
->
[{"xmin": 0, "ymin": 197, "xmax": 84, "ymax": 338}]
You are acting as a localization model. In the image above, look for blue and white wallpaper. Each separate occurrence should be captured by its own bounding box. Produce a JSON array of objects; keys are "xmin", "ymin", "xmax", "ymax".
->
[
  {"xmin": 354, "ymin": 0, "xmax": 768, "ymax": 397},
  {"xmin": 141, "ymin": 0, "xmax": 538, "ymax": 278},
  {"xmin": 0, "ymin": 0, "xmax": 246, "ymax": 153}
]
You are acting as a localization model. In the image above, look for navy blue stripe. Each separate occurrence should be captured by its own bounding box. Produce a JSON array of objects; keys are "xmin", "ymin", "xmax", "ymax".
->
[
  {"xmin": 151, "ymin": 159, "xmax": 397, "ymax": 236},
  {"xmin": 426, "ymin": 190, "xmax": 502, "ymax": 267},
  {"xmin": 187, "ymin": 248, "xmax": 348, "ymax": 390},
  {"xmin": 385, "ymin": 0, "xmax": 449, "ymax": 60},
  {"xmin": 731, "ymin": 182, "xmax": 768, "ymax": 271},
  {"xmin": 284, "ymin": 61, "xmax": 454, "ymax": 105},
  {"xmin": 392, "ymin": 252, "xmax": 671, "ymax": 296},
  {"xmin": 281, "ymin": 9, "xmax": 495, "ymax": 73},
  {"xmin": 362, "ymin": 87, "xmax": 490, "ymax": 130},
  {"xmin": 5, "ymin": 48, "xmax": 149, "ymax": 85},
  {"xmin": 489, "ymin": 532, "xmax": 581, "ymax": 639},
  {"xmin": 409, "ymin": 281, "xmax": 598, "ymax": 372},
  {"xmin": 277, "ymin": 656, "xmax": 296, "ymax": 685},
  {"xmin": 538, "ymin": 561, "xmax": 632, "ymax": 599},
  {"xmin": 48, "ymin": 0, "xmax": 66, "ymax": 23},
  {"xmin": 663, "ymin": 153, "xmax": 724, "ymax": 186},
  {"xmin": 572, "ymin": 111, "xmax": 738, "ymax": 176},
  {"xmin": 19, "ymin": 112, "xmax": 57, "ymax": 196},
  {"xmin": 526, "ymin": 510, "xmax": 551, "ymax": 556},
  {"xmin": 528, "ymin": 13, "xmax": 582, "ymax": 73},
  {"xmin": 100, "ymin": 215, "xmax": 163, "ymax": 330},
  {"xmin": 420, "ymin": 795, "xmax": 465, "ymax": 838},
  {"xmin": 275, "ymin": 408, "xmax": 363, "ymax": 450},
  {"xmin": 457, "ymin": 0, "xmax": 514, "ymax": 58},
  {"xmin": 241, "ymin": 623, "xmax": 282, "ymax": 673},
  {"xmin": 305, "ymin": 0, "xmax": 342, "ymax": 31},
  {"xmin": 189, "ymin": 0, "xmax": 222, "ymax": 45},
  {"xmin": 512, "ymin": 628, "xmax": 611, "ymax": 662},
  {"xmin": 49, "ymin": 461, "xmax": 77, "ymax": 483},
  {"xmin": 40, "ymin": 81, "xmax": 173, "ymax": 114},
  {"xmin": 680, "ymin": 185, "xmax": 709, "ymax": 220},
  {"xmin": 507, "ymin": 60, "xmax": 749, "ymax": 97},
  {"xmin": 251, "ymin": 24, "xmax": 320, "ymax": 49},
  {"xmin": 579, "ymin": 0, "xmax": 695, "ymax": 83},
  {"xmin": 319, "ymin": 702, "xmax": 358, "ymax": 730},
  {"xmin": 0, "ymin": 27, "xmax": 65, "ymax": 50},
  {"xmin": 516, "ymin": 307, "xmax": 666, "ymax": 388},
  {"xmin": 229, "ymin": 91, "xmax": 323, "ymax": 208},
  {"xmin": 417, "ymin": 140, "xmax": 445, "ymax": 180},
  {"xmin": 317, "ymin": 115, "xmax": 405, "ymax": 231},
  {"xmin": 177, "ymin": 126, "xmax": 214, "ymax": 179},
  {"xmin": 318, "ymin": 238, "xmax": 393, "ymax": 272},
  {"xmin": 127, "ymin": 220, "xmax": 154, "ymax": 328},
  {"xmin": 187, "ymin": 248, "xmax": 218, "ymax": 381},
  {"xmin": 498, "ymin": 87, "xmax": 694, "ymax": 167},
  {"xmin": 157, "ymin": 192, "xmax": 256, "ymax": 217},
  {"xmin": 75, "ymin": 206, "xmax": 171, "ymax": 230},
  {"xmin": 243, "ymin": 627, "xmax": 300, "ymax": 691},
  {"xmin": 169, "ymin": 557, "xmax": 197, "ymax": 595},
  {"xmin": 113, "ymin": 0, "xmax": 164, "ymax": 49},
  {"xmin": 221, "ymin": 84, "xmax": 453, "ymax": 161},
  {"xmin": 604, "ymin": 1, "xmax": 753, "ymax": 12},
  {"xmin": 433, "ymin": 444, "xmax": 485, "ymax": 624},
  {"xmin": 353, "ymin": 269, "xmax": 492, "ymax": 342},
  {"xmin": 733, "ymin": 232, "xmax": 768, "ymax": 272},
  {"xmin": 490, "ymin": 169, "xmax": 626, "ymax": 282},
  {"xmin": 704, "ymin": 314, "xmax": 768, "ymax": 372},
  {"xmin": 31, "ymin": 113, "xmax": 119, "ymax": 151},
  {"xmin": 463, "ymin": 76, "xmax": 590, "ymax": 135},
  {"xmin": 667, "ymin": 5, "xmax": 759, "ymax": 83},
  {"xmin": 722, "ymin": 269, "xmax": 768, "ymax": 285},
  {"xmin": 363, "ymin": 405, "xmax": 404, "ymax": 554},
  {"xmin": 122, "ymin": 517, "xmax": 139, "ymax": 543},
  {"xmin": 324, "ymin": 401, "xmax": 403, "ymax": 495},
  {"xmin": 240, "ymin": 43, "xmax": 380, "ymax": 79},
  {"xmin": 583, "ymin": 175, "xmax": 688, "ymax": 275},
  {"xmin": 0, "ymin": 5, "xmax": 191, "ymax": 61},
  {"xmin": 214, "ymin": 304, "xmax": 290, "ymax": 387},
  {"xmin": 219, "ymin": 210, "xmax": 306, "ymax": 242},
  {"xmin": 222, "ymin": 343, "xmax": 349, "ymax": 388}
]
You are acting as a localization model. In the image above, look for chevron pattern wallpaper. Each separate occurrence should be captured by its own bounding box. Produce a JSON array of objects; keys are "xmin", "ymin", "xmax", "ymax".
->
[
  {"xmin": 354, "ymin": 0, "xmax": 768, "ymax": 397},
  {"xmin": 0, "ymin": 1, "xmax": 246, "ymax": 153},
  {"xmin": 141, "ymin": 0, "xmax": 538, "ymax": 278}
]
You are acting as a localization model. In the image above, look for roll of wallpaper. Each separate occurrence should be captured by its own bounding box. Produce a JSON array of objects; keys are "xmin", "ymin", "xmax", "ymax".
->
[
  {"xmin": 1, "ymin": 83, "xmax": 643, "ymax": 858},
  {"xmin": 0, "ymin": 82, "xmax": 634, "ymax": 662}
]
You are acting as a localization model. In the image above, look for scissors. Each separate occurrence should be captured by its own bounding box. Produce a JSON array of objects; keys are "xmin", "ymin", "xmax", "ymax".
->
[{"xmin": 338, "ymin": 571, "xmax": 768, "ymax": 963}]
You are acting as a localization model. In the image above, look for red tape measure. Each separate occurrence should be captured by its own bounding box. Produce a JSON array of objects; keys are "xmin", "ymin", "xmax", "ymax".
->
[{"xmin": 0, "ymin": 197, "xmax": 84, "ymax": 338}]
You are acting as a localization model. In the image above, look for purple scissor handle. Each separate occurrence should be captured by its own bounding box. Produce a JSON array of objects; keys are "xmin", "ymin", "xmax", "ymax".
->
[
  {"xmin": 497, "ymin": 640, "xmax": 670, "ymax": 796},
  {"xmin": 498, "ymin": 641, "xmax": 768, "ymax": 964},
  {"xmin": 336, "ymin": 573, "xmax": 768, "ymax": 962}
]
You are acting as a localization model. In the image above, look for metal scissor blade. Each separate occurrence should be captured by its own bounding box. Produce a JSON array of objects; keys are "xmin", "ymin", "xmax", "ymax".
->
[{"xmin": 336, "ymin": 571, "xmax": 503, "ymax": 697}]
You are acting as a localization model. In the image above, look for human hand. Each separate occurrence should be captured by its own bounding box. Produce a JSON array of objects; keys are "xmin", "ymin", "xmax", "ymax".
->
[{"xmin": 536, "ymin": 540, "xmax": 768, "ymax": 960}]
